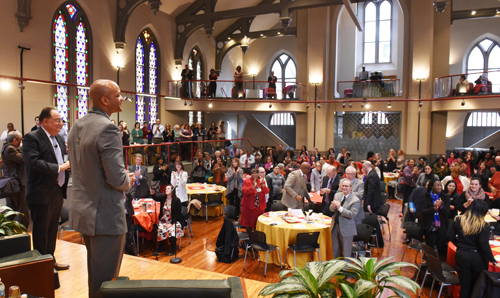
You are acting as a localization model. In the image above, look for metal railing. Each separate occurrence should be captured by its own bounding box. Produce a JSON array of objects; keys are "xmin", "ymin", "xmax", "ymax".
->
[
  {"xmin": 433, "ymin": 70, "xmax": 500, "ymax": 99},
  {"xmin": 336, "ymin": 78, "xmax": 401, "ymax": 98},
  {"xmin": 123, "ymin": 138, "xmax": 254, "ymax": 166},
  {"xmin": 166, "ymin": 79, "xmax": 306, "ymax": 101}
]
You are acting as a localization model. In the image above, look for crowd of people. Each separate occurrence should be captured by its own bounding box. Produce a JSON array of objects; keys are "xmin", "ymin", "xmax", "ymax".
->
[{"xmin": 3, "ymin": 105, "xmax": 500, "ymax": 298}]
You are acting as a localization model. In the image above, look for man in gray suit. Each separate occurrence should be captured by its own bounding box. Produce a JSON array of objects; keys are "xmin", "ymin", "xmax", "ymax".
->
[
  {"xmin": 68, "ymin": 79, "xmax": 135, "ymax": 298},
  {"xmin": 128, "ymin": 154, "xmax": 149, "ymax": 199},
  {"xmin": 338, "ymin": 166, "xmax": 364, "ymax": 199},
  {"xmin": 281, "ymin": 162, "xmax": 311, "ymax": 209},
  {"xmin": 330, "ymin": 179, "xmax": 362, "ymax": 259}
]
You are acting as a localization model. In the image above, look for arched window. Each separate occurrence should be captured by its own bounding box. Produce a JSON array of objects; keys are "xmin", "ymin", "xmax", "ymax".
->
[
  {"xmin": 188, "ymin": 47, "xmax": 204, "ymax": 98},
  {"xmin": 271, "ymin": 54, "xmax": 296, "ymax": 99},
  {"xmin": 52, "ymin": 2, "xmax": 92, "ymax": 128},
  {"xmin": 363, "ymin": 0, "xmax": 392, "ymax": 64},
  {"xmin": 135, "ymin": 29, "xmax": 159, "ymax": 124},
  {"xmin": 466, "ymin": 112, "xmax": 500, "ymax": 127},
  {"xmin": 467, "ymin": 39, "xmax": 500, "ymax": 92}
]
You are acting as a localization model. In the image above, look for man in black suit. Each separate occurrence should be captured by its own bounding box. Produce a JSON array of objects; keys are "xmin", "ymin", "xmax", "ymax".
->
[
  {"xmin": 181, "ymin": 64, "xmax": 193, "ymax": 98},
  {"xmin": 319, "ymin": 166, "xmax": 341, "ymax": 216},
  {"xmin": 362, "ymin": 161, "xmax": 384, "ymax": 248},
  {"xmin": 23, "ymin": 107, "xmax": 70, "ymax": 271},
  {"xmin": 128, "ymin": 154, "xmax": 149, "ymax": 199}
]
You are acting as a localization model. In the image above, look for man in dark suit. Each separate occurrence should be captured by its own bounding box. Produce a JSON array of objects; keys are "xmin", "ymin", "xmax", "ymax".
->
[
  {"xmin": 362, "ymin": 161, "xmax": 384, "ymax": 248},
  {"xmin": 128, "ymin": 154, "xmax": 149, "ymax": 199},
  {"xmin": 181, "ymin": 64, "xmax": 193, "ymax": 98},
  {"xmin": 30, "ymin": 116, "xmax": 40, "ymax": 131},
  {"xmin": 23, "ymin": 107, "xmax": 70, "ymax": 271},
  {"xmin": 68, "ymin": 79, "xmax": 134, "ymax": 298},
  {"xmin": 319, "ymin": 165, "xmax": 341, "ymax": 216}
]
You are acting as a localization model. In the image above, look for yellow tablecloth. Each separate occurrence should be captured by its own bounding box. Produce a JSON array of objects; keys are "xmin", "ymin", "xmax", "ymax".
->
[
  {"xmin": 256, "ymin": 212, "xmax": 333, "ymax": 269},
  {"xmin": 187, "ymin": 184, "xmax": 226, "ymax": 217},
  {"xmin": 383, "ymin": 172, "xmax": 399, "ymax": 193}
]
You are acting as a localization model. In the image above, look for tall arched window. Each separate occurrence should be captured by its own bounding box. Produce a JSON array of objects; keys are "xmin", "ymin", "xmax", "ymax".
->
[
  {"xmin": 188, "ymin": 47, "xmax": 204, "ymax": 98},
  {"xmin": 271, "ymin": 54, "xmax": 296, "ymax": 99},
  {"xmin": 52, "ymin": 2, "xmax": 92, "ymax": 128},
  {"xmin": 363, "ymin": 0, "xmax": 392, "ymax": 64},
  {"xmin": 467, "ymin": 39, "xmax": 500, "ymax": 93},
  {"xmin": 135, "ymin": 29, "xmax": 159, "ymax": 124}
]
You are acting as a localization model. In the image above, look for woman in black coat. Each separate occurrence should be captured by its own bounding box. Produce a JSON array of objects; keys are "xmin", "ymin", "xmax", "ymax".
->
[
  {"xmin": 417, "ymin": 179, "xmax": 450, "ymax": 257},
  {"xmin": 157, "ymin": 185, "xmax": 186, "ymax": 256}
]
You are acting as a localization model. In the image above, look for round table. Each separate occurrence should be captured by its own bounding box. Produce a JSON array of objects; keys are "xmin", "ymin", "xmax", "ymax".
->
[
  {"xmin": 186, "ymin": 183, "xmax": 226, "ymax": 217},
  {"xmin": 383, "ymin": 172, "xmax": 399, "ymax": 193},
  {"xmin": 256, "ymin": 211, "xmax": 333, "ymax": 269}
]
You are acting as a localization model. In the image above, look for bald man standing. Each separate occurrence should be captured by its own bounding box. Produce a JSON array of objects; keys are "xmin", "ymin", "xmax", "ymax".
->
[
  {"xmin": 282, "ymin": 162, "xmax": 311, "ymax": 209},
  {"xmin": 68, "ymin": 79, "xmax": 135, "ymax": 298}
]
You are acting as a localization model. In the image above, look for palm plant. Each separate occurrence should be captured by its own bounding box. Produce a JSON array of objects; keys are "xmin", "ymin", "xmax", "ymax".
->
[
  {"xmin": 338, "ymin": 257, "xmax": 420, "ymax": 298},
  {"xmin": 258, "ymin": 257, "xmax": 419, "ymax": 298},
  {"xmin": 0, "ymin": 206, "xmax": 27, "ymax": 236}
]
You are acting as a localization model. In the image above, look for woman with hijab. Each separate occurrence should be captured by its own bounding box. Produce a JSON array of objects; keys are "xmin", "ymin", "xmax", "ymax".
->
[
  {"xmin": 455, "ymin": 177, "xmax": 490, "ymax": 213},
  {"xmin": 416, "ymin": 165, "xmax": 439, "ymax": 188},
  {"xmin": 417, "ymin": 179, "xmax": 450, "ymax": 257},
  {"xmin": 240, "ymin": 169, "xmax": 269, "ymax": 229},
  {"xmin": 447, "ymin": 200, "xmax": 500, "ymax": 298}
]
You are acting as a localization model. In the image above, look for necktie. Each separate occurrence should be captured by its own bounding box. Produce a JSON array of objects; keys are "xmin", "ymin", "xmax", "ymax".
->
[
  {"xmin": 334, "ymin": 196, "xmax": 347, "ymax": 225},
  {"xmin": 136, "ymin": 166, "xmax": 140, "ymax": 185},
  {"xmin": 325, "ymin": 179, "xmax": 333, "ymax": 204},
  {"xmin": 50, "ymin": 136, "xmax": 65, "ymax": 187}
]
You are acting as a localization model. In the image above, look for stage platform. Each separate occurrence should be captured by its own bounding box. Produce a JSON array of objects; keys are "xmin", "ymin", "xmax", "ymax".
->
[{"xmin": 53, "ymin": 240, "xmax": 268, "ymax": 298}]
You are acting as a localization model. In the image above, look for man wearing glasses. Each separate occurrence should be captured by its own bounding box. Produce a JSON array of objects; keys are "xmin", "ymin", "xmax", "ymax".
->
[{"xmin": 23, "ymin": 107, "xmax": 71, "ymax": 271}]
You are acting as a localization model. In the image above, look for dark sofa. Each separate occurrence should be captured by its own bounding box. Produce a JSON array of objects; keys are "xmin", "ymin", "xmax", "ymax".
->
[{"xmin": 99, "ymin": 276, "xmax": 246, "ymax": 298}]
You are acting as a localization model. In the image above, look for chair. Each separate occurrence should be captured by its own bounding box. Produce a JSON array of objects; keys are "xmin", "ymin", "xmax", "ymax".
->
[
  {"xmin": 419, "ymin": 243, "xmax": 456, "ymax": 298},
  {"xmin": 58, "ymin": 206, "xmax": 82, "ymax": 242},
  {"xmin": 202, "ymin": 193, "xmax": 224, "ymax": 222},
  {"xmin": 377, "ymin": 204, "xmax": 391, "ymax": 240},
  {"xmin": 178, "ymin": 206, "xmax": 192, "ymax": 251},
  {"xmin": 271, "ymin": 201, "xmax": 287, "ymax": 212},
  {"xmin": 243, "ymin": 230, "xmax": 282, "ymax": 277},
  {"xmin": 223, "ymin": 205, "xmax": 249, "ymax": 244},
  {"xmin": 284, "ymin": 232, "xmax": 321, "ymax": 269},
  {"xmin": 401, "ymin": 221, "xmax": 423, "ymax": 264},
  {"xmin": 380, "ymin": 181, "xmax": 388, "ymax": 203},
  {"xmin": 426, "ymin": 254, "xmax": 460, "ymax": 298},
  {"xmin": 361, "ymin": 212, "xmax": 380, "ymax": 254},
  {"xmin": 352, "ymin": 224, "xmax": 373, "ymax": 258},
  {"xmin": 190, "ymin": 193, "xmax": 206, "ymax": 215}
]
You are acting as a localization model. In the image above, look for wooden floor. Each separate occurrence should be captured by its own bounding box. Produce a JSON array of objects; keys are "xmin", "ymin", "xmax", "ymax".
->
[{"xmin": 56, "ymin": 199, "xmax": 444, "ymax": 298}]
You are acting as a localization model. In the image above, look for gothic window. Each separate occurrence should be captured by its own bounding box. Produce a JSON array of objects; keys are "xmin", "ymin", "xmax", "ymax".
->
[
  {"xmin": 188, "ymin": 47, "xmax": 204, "ymax": 98},
  {"xmin": 364, "ymin": 1, "xmax": 392, "ymax": 64},
  {"xmin": 467, "ymin": 39, "xmax": 500, "ymax": 92},
  {"xmin": 271, "ymin": 54, "xmax": 296, "ymax": 99},
  {"xmin": 135, "ymin": 29, "xmax": 159, "ymax": 124},
  {"xmin": 52, "ymin": 2, "xmax": 91, "ymax": 128}
]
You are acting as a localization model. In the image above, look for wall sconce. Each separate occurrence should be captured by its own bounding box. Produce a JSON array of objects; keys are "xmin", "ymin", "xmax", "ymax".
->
[
  {"xmin": 415, "ymin": 77, "xmax": 426, "ymax": 99},
  {"xmin": 433, "ymin": 1, "xmax": 448, "ymax": 14},
  {"xmin": 241, "ymin": 36, "xmax": 249, "ymax": 54}
]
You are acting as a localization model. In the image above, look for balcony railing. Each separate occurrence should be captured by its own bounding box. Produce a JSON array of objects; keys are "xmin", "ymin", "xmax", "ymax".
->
[
  {"xmin": 336, "ymin": 79, "xmax": 401, "ymax": 99},
  {"xmin": 433, "ymin": 70, "xmax": 500, "ymax": 99},
  {"xmin": 166, "ymin": 79, "xmax": 306, "ymax": 101}
]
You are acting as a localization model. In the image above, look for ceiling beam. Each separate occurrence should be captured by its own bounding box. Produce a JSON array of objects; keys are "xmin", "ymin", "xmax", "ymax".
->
[
  {"xmin": 341, "ymin": 0, "xmax": 362, "ymax": 31},
  {"xmin": 451, "ymin": 8, "xmax": 500, "ymax": 23}
]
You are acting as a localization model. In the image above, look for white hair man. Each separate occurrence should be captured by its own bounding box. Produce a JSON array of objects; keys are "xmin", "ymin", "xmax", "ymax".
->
[{"xmin": 338, "ymin": 166, "xmax": 364, "ymax": 199}]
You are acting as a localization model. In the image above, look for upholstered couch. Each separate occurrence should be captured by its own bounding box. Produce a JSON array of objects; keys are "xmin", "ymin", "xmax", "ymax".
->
[{"xmin": 99, "ymin": 276, "xmax": 246, "ymax": 298}]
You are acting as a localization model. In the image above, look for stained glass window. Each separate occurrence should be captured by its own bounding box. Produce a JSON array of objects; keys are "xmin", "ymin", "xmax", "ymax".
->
[
  {"xmin": 363, "ymin": 1, "xmax": 392, "ymax": 64},
  {"xmin": 149, "ymin": 42, "xmax": 158, "ymax": 123},
  {"xmin": 53, "ymin": 13, "xmax": 69, "ymax": 127},
  {"xmin": 76, "ymin": 21, "xmax": 88, "ymax": 118},
  {"xmin": 188, "ymin": 47, "xmax": 204, "ymax": 98},
  {"xmin": 66, "ymin": 4, "xmax": 77, "ymax": 19},
  {"xmin": 136, "ymin": 38, "xmax": 145, "ymax": 123},
  {"xmin": 270, "ymin": 53, "xmax": 296, "ymax": 99}
]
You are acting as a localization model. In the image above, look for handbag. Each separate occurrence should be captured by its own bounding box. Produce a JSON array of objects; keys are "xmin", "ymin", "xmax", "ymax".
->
[{"xmin": 0, "ymin": 177, "xmax": 21, "ymax": 195}]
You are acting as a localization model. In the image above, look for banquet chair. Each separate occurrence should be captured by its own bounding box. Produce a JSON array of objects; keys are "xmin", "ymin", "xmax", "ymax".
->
[
  {"xmin": 243, "ymin": 230, "xmax": 282, "ymax": 277},
  {"xmin": 419, "ymin": 243, "xmax": 456, "ymax": 298},
  {"xmin": 377, "ymin": 204, "xmax": 391, "ymax": 240},
  {"xmin": 223, "ymin": 205, "xmax": 249, "ymax": 245},
  {"xmin": 203, "ymin": 192, "xmax": 224, "ymax": 222},
  {"xmin": 401, "ymin": 221, "xmax": 423, "ymax": 264},
  {"xmin": 426, "ymin": 254, "xmax": 459, "ymax": 298},
  {"xmin": 271, "ymin": 201, "xmax": 287, "ymax": 212},
  {"xmin": 178, "ymin": 206, "xmax": 192, "ymax": 250},
  {"xmin": 361, "ymin": 212, "xmax": 380, "ymax": 254},
  {"xmin": 284, "ymin": 232, "xmax": 321, "ymax": 269},
  {"xmin": 351, "ymin": 224, "xmax": 373, "ymax": 258},
  {"xmin": 380, "ymin": 181, "xmax": 388, "ymax": 203},
  {"xmin": 59, "ymin": 206, "xmax": 82, "ymax": 242}
]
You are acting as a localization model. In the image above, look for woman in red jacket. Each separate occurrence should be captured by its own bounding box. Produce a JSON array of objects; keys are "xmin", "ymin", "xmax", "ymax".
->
[{"xmin": 240, "ymin": 168, "xmax": 269, "ymax": 229}]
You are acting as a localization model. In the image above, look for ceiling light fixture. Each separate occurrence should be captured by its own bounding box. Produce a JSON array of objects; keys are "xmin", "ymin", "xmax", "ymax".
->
[
  {"xmin": 189, "ymin": 100, "xmax": 193, "ymax": 106},
  {"xmin": 461, "ymin": 100, "xmax": 465, "ymax": 106},
  {"xmin": 342, "ymin": 102, "xmax": 346, "ymax": 108},
  {"xmin": 349, "ymin": 102, "xmax": 352, "ymax": 108},
  {"xmin": 316, "ymin": 103, "xmax": 321, "ymax": 109},
  {"xmin": 208, "ymin": 101, "xmax": 213, "ymax": 108},
  {"xmin": 471, "ymin": 10, "xmax": 476, "ymax": 15},
  {"xmin": 361, "ymin": 102, "xmax": 364, "ymax": 108},
  {"xmin": 269, "ymin": 103, "xmax": 272, "ymax": 108},
  {"xmin": 388, "ymin": 101, "xmax": 392, "ymax": 108},
  {"xmin": 306, "ymin": 103, "xmax": 310, "ymax": 108},
  {"xmin": 184, "ymin": 100, "xmax": 187, "ymax": 106},
  {"xmin": 419, "ymin": 101, "xmax": 423, "ymax": 108}
]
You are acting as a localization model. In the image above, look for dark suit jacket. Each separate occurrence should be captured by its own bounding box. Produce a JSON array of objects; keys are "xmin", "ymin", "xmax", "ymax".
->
[
  {"xmin": 23, "ymin": 128, "xmax": 68, "ymax": 204},
  {"xmin": 363, "ymin": 169, "xmax": 382, "ymax": 214},
  {"xmin": 321, "ymin": 175, "xmax": 341, "ymax": 216},
  {"xmin": 129, "ymin": 164, "xmax": 149, "ymax": 199}
]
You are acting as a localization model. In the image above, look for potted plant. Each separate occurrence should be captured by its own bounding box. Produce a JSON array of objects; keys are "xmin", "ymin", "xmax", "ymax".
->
[
  {"xmin": 258, "ymin": 257, "xmax": 419, "ymax": 298},
  {"xmin": 0, "ymin": 206, "xmax": 27, "ymax": 236}
]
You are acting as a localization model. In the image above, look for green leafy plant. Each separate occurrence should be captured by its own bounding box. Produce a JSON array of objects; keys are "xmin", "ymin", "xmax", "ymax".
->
[
  {"xmin": 258, "ymin": 257, "xmax": 419, "ymax": 298},
  {"xmin": 258, "ymin": 259, "xmax": 347, "ymax": 298},
  {"xmin": 0, "ymin": 206, "xmax": 27, "ymax": 236},
  {"xmin": 338, "ymin": 257, "xmax": 420, "ymax": 298}
]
